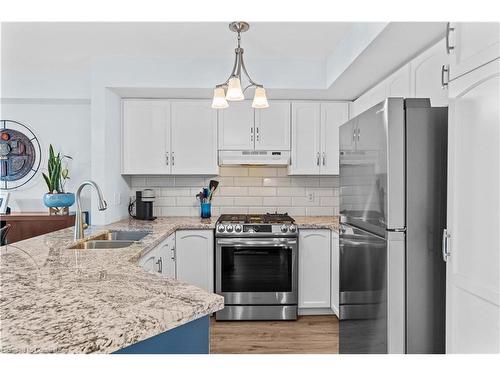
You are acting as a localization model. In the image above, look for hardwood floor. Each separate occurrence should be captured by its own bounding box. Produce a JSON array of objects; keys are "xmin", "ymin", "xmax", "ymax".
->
[{"xmin": 210, "ymin": 315, "xmax": 339, "ymax": 354}]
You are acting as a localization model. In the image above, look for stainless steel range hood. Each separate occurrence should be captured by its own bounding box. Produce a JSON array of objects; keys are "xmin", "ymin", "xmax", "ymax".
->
[{"xmin": 218, "ymin": 150, "xmax": 291, "ymax": 165}]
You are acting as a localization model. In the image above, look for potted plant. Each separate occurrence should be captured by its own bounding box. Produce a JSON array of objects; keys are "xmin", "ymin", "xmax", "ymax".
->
[{"xmin": 42, "ymin": 144, "xmax": 74, "ymax": 214}]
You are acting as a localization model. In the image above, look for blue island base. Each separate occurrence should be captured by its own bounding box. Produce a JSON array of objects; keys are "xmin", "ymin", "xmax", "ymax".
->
[{"xmin": 114, "ymin": 316, "xmax": 209, "ymax": 354}]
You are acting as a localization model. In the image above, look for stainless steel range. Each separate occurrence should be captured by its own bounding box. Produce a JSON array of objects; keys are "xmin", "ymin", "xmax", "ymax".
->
[{"xmin": 215, "ymin": 213, "xmax": 298, "ymax": 321}]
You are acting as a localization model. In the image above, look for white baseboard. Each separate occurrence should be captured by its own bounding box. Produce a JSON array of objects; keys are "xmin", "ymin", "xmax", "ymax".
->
[{"xmin": 298, "ymin": 308, "xmax": 335, "ymax": 316}]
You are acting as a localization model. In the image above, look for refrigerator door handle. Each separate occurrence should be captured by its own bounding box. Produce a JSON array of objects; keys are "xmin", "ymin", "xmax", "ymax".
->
[{"xmin": 442, "ymin": 229, "xmax": 451, "ymax": 262}]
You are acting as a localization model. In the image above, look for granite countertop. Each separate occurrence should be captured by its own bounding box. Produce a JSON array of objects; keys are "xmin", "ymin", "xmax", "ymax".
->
[
  {"xmin": 0, "ymin": 217, "xmax": 222, "ymax": 354},
  {"xmin": 0, "ymin": 215, "xmax": 338, "ymax": 354}
]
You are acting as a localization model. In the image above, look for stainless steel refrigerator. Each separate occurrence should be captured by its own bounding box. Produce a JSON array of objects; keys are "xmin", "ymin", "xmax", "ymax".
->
[{"xmin": 338, "ymin": 98, "xmax": 447, "ymax": 354}]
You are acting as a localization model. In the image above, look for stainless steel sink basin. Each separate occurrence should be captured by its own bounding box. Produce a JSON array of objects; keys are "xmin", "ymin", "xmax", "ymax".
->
[
  {"xmin": 70, "ymin": 240, "xmax": 135, "ymax": 249},
  {"xmin": 105, "ymin": 230, "xmax": 150, "ymax": 241}
]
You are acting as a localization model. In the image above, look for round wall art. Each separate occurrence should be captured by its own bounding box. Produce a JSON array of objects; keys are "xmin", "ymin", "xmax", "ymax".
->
[{"xmin": 0, "ymin": 120, "xmax": 41, "ymax": 190}]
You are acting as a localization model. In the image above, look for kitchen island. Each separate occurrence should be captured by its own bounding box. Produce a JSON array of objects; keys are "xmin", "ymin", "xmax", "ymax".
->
[{"xmin": 0, "ymin": 217, "xmax": 223, "ymax": 354}]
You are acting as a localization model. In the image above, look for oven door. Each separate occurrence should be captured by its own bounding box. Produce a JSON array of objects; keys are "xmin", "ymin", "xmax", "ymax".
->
[{"xmin": 216, "ymin": 237, "xmax": 298, "ymax": 305}]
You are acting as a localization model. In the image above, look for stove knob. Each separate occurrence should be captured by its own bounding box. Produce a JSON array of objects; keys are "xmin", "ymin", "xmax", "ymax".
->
[
  {"xmin": 289, "ymin": 225, "xmax": 297, "ymax": 233},
  {"xmin": 281, "ymin": 225, "xmax": 289, "ymax": 233},
  {"xmin": 234, "ymin": 224, "xmax": 242, "ymax": 233},
  {"xmin": 226, "ymin": 225, "xmax": 234, "ymax": 233},
  {"xmin": 217, "ymin": 224, "xmax": 226, "ymax": 233}
]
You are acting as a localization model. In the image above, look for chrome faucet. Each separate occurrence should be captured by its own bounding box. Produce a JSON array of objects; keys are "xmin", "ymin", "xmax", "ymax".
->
[{"xmin": 74, "ymin": 180, "xmax": 107, "ymax": 241}]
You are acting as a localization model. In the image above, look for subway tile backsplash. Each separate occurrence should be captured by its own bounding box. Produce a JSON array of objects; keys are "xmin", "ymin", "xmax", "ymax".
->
[{"xmin": 130, "ymin": 166, "xmax": 339, "ymax": 217}]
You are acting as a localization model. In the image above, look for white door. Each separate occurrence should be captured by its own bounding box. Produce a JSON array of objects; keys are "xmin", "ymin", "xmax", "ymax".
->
[
  {"xmin": 156, "ymin": 233, "xmax": 176, "ymax": 279},
  {"xmin": 218, "ymin": 101, "xmax": 255, "ymax": 150},
  {"xmin": 289, "ymin": 102, "xmax": 321, "ymax": 175},
  {"xmin": 331, "ymin": 231, "xmax": 340, "ymax": 317},
  {"xmin": 320, "ymin": 102, "xmax": 349, "ymax": 175},
  {"xmin": 299, "ymin": 229, "xmax": 331, "ymax": 308},
  {"xmin": 176, "ymin": 230, "xmax": 214, "ymax": 292},
  {"xmin": 446, "ymin": 59, "xmax": 500, "ymax": 353},
  {"xmin": 122, "ymin": 100, "xmax": 170, "ymax": 174},
  {"xmin": 449, "ymin": 22, "xmax": 500, "ymax": 80},
  {"xmin": 386, "ymin": 64, "xmax": 411, "ymax": 98},
  {"xmin": 255, "ymin": 101, "xmax": 291, "ymax": 150},
  {"xmin": 410, "ymin": 38, "xmax": 449, "ymax": 107},
  {"xmin": 170, "ymin": 100, "xmax": 218, "ymax": 175},
  {"xmin": 138, "ymin": 246, "xmax": 162, "ymax": 275}
]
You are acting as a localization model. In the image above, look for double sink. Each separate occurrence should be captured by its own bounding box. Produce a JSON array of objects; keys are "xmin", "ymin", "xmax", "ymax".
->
[{"xmin": 69, "ymin": 230, "xmax": 150, "ymax": 249}]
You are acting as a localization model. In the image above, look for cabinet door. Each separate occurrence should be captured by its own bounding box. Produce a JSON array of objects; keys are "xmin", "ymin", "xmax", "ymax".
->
[
  {"xmin": 171, "ymin": 100, "xmax": 218, "ymax": 175},
  {"xmin": 410, "ymin": 39, "xmax": 449, "ymax": 107},
  {"xmin": 156, "ymin": 233, "xmax": 176, "ymax": 279},
  {"xmin": 299, "ymin": 229, "xmax": 331, "ymax": 308},
  {"xmin": 386, "ymin": 64, "xmax": 411, "ymax": 98},
  {"xmin": 138, "ymin": 246, "xmax": 162, "ymax": 275},
  {"xmin": 446, "ymin": 59, "xmax": 500, "ymax": 353},
  {"xmin": 176, "ymin": 230, "xmax": 214, "ymax": 292},
  {"xmin": 255, "ymin": 101, "xmax": 291, "ymax": 150},
  {"xmin": 122, "ymin": 100, "xmax": 170, "ymax": 174},
  {"xmin": 331, "ymin": 231, "xmax": 340, "ymax": 317},
  {"xmin": 289, "ymin": 102, "xmax": 321, "ymax": 175},
  {"xmin": 449, "ymin": 22, "xmax": 500, "ymax": 80},
  {"xmin": 218, "ymin": 101, "xmax": 255, "ymax": 150},
  {"xmin": 320, "ymin": 102, "xmax": 349, "ymax": 175}
]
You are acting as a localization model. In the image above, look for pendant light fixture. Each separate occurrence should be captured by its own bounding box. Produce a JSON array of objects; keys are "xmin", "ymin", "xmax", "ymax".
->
[{"xmin": 212, "ymin": 21, "xmax": 269, "ymax": 109}]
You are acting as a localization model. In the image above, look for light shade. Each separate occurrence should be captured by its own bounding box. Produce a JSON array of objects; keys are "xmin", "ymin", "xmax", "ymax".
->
[
  {"xmin": 225, "ymin": 77, "xmax": 244, "ymax": 101},
  {"xmin": 212, "ymin": 87, "xmax": 229, "ymax": 109},
  {"xmin": 252, "ymin": 87, "xmax": 269, "ymax": 108}
]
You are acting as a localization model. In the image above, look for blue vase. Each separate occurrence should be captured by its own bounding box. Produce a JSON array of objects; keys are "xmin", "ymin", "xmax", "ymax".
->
[
  {"xmin": 200, "ymin": 202, "xmax": 211, "ymax": 219},
  {"xmin": 43, "ymin": 193, "xmax": 75, "ymax": 208}
]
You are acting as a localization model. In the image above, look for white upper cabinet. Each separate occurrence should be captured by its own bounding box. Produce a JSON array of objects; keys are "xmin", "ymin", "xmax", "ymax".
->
[
  {"xmin": 351, "ymin": 80, "xmax": 387, "ymax": 118},
  {"xmin": 218, "ymin": 101, "xmax": 255, "ymax": 150},
  {"xmin": 290, "ymin": 101, "xmax": 348, "ymax": 175},
  {"xmin": 171, "ymin": 100, "xmax": 218, "ymax": 175},
  {"xmin": 410, "ymin": 39, "xmax": 449, "ymax": 107},
  {"xmin": 175, "ymin": 230, "xmax": 214, "ymax": 292},
  {"xmin": 255, "ymin": 101, "xmax": 291, "ymax": 150},
  {"xmin": 320, "ymin": 102, "xmax": 349, "ymax": 175},
  {"xmin": 299, "ymin": 229, "xmax": 331, "ymax": 308},
  {"xmin": 122, "ymin": 100, "xmax": 170, "ymax": 175},
  {"xmin": 448, "ymin": 22, "xmax": 500, "ymax": 80},
  {"xmin": 290, "ymin": 102, "xmax": 321, "ymax": 175},
  {"xmin": 122, "ymin": 99, "xmax": 218, "ymax": 175},
  {"xmin": 386, "ymin": 64, "xmax": 411, "ymax": 98}
]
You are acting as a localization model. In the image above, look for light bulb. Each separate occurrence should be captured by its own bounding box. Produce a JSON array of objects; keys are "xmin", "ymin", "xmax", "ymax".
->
[
  {"xmin": 225, "ymin": 77, "xmax": 244, "ymax": 101},
  {"xmin": 212, "ymin": 87, "xmax": 229, "ymax": 109},
  {"xmin": 252, "ymin": 87, "xmax": 269, "ymax": 108}
]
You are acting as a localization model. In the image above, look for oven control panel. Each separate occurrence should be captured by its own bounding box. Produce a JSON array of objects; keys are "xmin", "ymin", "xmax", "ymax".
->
[{"xmin": 216, "ymin": 223, "xmax": 298, "ymax": 237}]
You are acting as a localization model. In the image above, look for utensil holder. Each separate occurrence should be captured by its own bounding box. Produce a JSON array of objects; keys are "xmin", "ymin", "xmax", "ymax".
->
[{"xmin": 200, "ymin": 202, "xmax": 211, "ymax": 218}]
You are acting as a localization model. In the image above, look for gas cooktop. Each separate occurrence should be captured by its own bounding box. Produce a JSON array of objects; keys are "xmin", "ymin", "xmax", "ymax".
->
[{"xmin": 216, "ymin": 212, "xmax": 297, "ymax": 236}]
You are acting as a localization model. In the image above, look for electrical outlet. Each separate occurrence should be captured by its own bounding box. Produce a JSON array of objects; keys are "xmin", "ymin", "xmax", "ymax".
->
[
  {"xmin": 308, "ymin": 192, "xmax": 314, "ymax": 202},
  {"xmin": 114, "ymin": 192, "xmax": 121, "ymax": 206}
]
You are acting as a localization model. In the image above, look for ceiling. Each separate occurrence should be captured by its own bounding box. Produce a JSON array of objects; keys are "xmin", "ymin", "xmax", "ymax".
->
[{"xmin": 1, "ymin": 22, "xmax": 446, "ymax": 100}]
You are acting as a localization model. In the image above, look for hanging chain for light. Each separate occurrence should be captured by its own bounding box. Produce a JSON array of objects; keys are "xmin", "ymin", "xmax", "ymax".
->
[{"xmin": 212, "ymin": 22, "xmax": 269, "ymax": 109}]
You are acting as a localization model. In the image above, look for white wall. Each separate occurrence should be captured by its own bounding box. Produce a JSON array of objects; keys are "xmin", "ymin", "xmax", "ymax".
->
[{"xmin": 0, "ymin": 100, "xmax": 92, "ymax": 212}]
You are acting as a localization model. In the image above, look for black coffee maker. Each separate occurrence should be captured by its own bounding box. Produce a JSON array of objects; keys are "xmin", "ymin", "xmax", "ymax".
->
[{"xmin": 129, "ymin": 189, "xmax": 156, "ymax": 220}]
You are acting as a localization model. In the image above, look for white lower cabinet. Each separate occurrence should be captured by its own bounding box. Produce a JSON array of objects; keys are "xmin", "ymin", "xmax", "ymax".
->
[
  {"xmin": 331, "ymin": 231, "xmax": 339, "ymax": 317},
  {"xmin": 139, "ymin": 233, "xmax": 176, "ymax": 278},
  {"xmin": 299, "ymin": 229, "xmax": 331, "ymax": 308},
  {"xmin": 175, "ymin": 230, "xmax": 214, "ymax": 292}
]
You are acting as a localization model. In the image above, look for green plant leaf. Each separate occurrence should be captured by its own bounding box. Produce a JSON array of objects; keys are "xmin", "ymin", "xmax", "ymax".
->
[{"xmin": 42, "ymin": 172, "xmax": 53, "ymax": 193}]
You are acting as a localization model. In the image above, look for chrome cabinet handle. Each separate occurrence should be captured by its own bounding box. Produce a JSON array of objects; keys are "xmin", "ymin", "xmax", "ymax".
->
[
  {"xmin": 441, "ymin": 65, "xmax": 450, "ymax": 88},
  {"xmin": 353, "ymin": 129, "xmax": 356, "ymax": 142},
  {"xmin": 442, "ymin": 229, "xmax": 451, "ymax": 262},
  {"xmin": 316, "ymin": 152, "xmax": 320, "ymax": 166},
  {"xmin": 156, "ymin": 257, "xmax": 163, "ymax": 273},
  {"xmin": 171, "ymin": 246, "xmax": 176, "ymax": 261},
  {"xmin": 256, "ymin": 127, "xmax": 260, "ymax": 142},
  {"xmin": 171, "ymin": 152, "xmax": 175, "ymax": 166},
  {"xmin": 357, "ymin": 128, "xmax": 360, "ymax": 141},
  {"xmin": 165, "ymin": 153, "xmax": 169, "ymax": 165},
  {"xmin": 322, "ymin": 152, "xmax": 326, "ymax": 166},
  {"xmin": 446, "ymin": 22, "xmax": 455, "ymax": 54},
  {"xmin": 250, "ymin": 127, "xmax": 254, "ymax": 142}
]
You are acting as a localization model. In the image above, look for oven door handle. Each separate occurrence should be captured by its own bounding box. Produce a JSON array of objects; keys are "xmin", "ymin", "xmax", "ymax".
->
[{"xmin": 217, "ymin": 239, "xmax": 297, "ymax": 247}]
